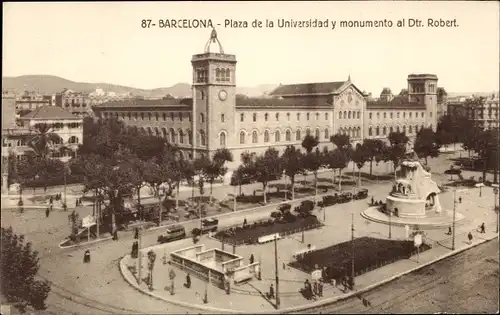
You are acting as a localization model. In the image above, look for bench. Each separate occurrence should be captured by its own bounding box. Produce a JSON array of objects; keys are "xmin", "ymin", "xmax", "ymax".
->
[
  {"xmin": 293, "ymin": 245, "xmax": 317, "ymax": 258},
  {"xmin": 258, "ymin": 233, "xmax": 281, "ymax": 244}
]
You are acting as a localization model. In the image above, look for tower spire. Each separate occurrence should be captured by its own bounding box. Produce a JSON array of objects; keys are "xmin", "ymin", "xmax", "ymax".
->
[
  {"xmin": 348, "ymin": 69, "xmax": 351, "ymax": 82},
  {"xmin": 204, "ymin": 27, "xmax": 224, "ymax": 54}
]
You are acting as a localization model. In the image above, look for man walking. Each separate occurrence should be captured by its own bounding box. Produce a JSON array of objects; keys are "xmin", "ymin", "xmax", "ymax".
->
[
  {"xmin": 45, "ymin": 207, "xmax": 50, "ymax": 218},
  {"xmin": 468, "ymin": 231, "xmax": 473, "ymax": 244},
  {"xmin": 269, "ymin": 284, "xmax": 275, "ymax": 299},
  {"xmin": 480, "ymin": 222, "xmax": 485, "ymax": 233}
]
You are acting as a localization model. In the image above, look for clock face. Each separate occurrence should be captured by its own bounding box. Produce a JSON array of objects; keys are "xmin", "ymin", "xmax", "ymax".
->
[{"xmin": 219, "ymin": 90, "xmax": 227, "ymax": 101}]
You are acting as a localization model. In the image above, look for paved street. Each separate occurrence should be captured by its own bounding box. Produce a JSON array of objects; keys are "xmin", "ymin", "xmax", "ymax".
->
[
  {"xmin": 2, "ymin": 151, "xmax": 499, "ymax": 314},
  {"xmin": 299, "ymin": 238, "xmax": 499, "ymax": 314}
]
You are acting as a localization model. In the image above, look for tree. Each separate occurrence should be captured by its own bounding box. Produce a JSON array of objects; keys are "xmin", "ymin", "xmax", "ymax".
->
[
  {"xmin": 362, "ymin": 139, "xmax": 387, "ymax": 176},
  {"xmin": 26, "ymin": 123, "xmax": 62, "ymax": 159},
  {"xmin": 230, "ymin": 166, "xmax": 248, "ymax": 196},
  {"xmin": 1, "ymin": 227, "xmax": 51, "ymax": 313},
  {"xmin": 202, "ymin": 149, "xmax": 233, "ymax": 202},
  {"xmin": 414, "ymin": 127, "xmax": 441, "ymax": 165},
  {"xmin": 143, "ymin": 157, "xmax": 169, "ymax": 225},
  {"xmin": 81, "ymin": 148, "xmax": 137, "ymax": 233},
  {"xmin": 301, "ymin": 134, "xmax": 319, "ymax": 154},
  {"xmin": 474, "ymin": 129, "xmax": 499, "ymax": 182},
  {"xmin": 129, "ymin": 156, "xmax": 148, "ymax": 219},
  {"xmin": 281, "ymin": 146, "xmax": 304, "ymax": 200},
  {"xmin": 323, "ymin": 148, "xmax": 350, "ymax": 191},
  {"xmin": 435, "ymin": 114, "xmax": 456, "ymax": 149},
  {"xmin": 351, "ymin": 143, "xmax": 369, "ymax": 188},
  {"xmin": 388, "ymin": 131, "xmax": 409, "ymax": 178},
  {"xmin": 303, "ymin": 148, "xmax": 323, "ymax": 198},
  {"xmin": 253, "ymin": 148, "xmax": 283, "ymax": 204},
  {"xmin": 330, "ymin": 133, "xmax": 353, "ymax": 191},
  {"xmin": 68, "ymin": 210, "xmax": 80, "ymax": 240}
]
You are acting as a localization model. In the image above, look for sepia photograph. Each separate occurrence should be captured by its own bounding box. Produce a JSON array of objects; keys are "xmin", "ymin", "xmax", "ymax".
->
[{"xmin": 1, "ymin": 1, "xmax": 499, "ymax": 314}]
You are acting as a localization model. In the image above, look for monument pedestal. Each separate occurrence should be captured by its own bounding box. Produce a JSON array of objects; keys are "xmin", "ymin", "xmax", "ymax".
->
[{"xmin": 386, "ymin": 195, "xmax": 426, "ymax": 218}]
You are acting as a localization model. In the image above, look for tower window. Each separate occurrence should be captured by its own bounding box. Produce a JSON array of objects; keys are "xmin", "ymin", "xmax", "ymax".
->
[
  {"xmin": 240, "ymin": 113, "xmax": 244, "ymax": 122},
  {"xmin": 397, "ymin": 112, "xmax": 400, "ymax": 119},
  {"xmin": 162, "ymin": 113, "xmax": 166, "ymax": 121},
  {"xmin": 200, "ymin": 113, "xmax": 205, "ymax": 123},
  {"xmin": 286, "ymin": 130, "xmax": 291, "ymax": 141},
  {"xmin": 179, "ymin": 112, "xmax": 183, "ymax": 121},
  {"xmin": 369, "ymin": 113, "xmax": 372, "ymax": 120},
  {"xmin": 225, "ymin": 69, "xmax": 230, "ymax": 82},
  {"xmin": 275, "ymin": 130, "xmax": 281, "ymax": 142},
  {"xmin": 348, "ymin": 111, "xmax": 351, "ymax": 119},
  {"xmin": 265, "ymin": 113, "xmax": 268, "ymax": 121},
  {"xmin": 325, "ymin": 113, "xmax": 328, "ymax": 120},
  {"xmin": 339, "ymin": 112, "xmax": 342, "ymax": 119},
  {"xmin": 316, "ymin": 113, "xmax": 319, "ymax": 120},
  {"xmin": 369, "ymin": 127, "xmax": 372, "ymax": 136},
  {"xmin": 220, "ymin": 132, "xmax": 226, "ymax": 147},
  {"xmin": 307, "ymin": 113, "xmax": 310, "ymax": 120},
  {"xmin": 297, "ymin": 113, "xmax": 300, "ymax": 121},
  {"xmin": 253, "ymin": 113, "xmax": 257, "ymax": 122},
  {"xmin": 171, "ymin": 112, "xmax": 174, "ymax": 121},
  {"xmin": 216, "ymin": 68, "xmax": 221, "ymax": 82},
  {"xmin": 357, "ymin": 111, "xmax": 360, "ymax": 119},
  {"xmin": 252, "ymin": 131, "xmax": 258, "ymax": 143},
  {"xmin": 383, "ymin": 112, "xmax": 387, "ymax": 119},
  {"xmin": 221, "ymin": 114, "xmax": 225, "ymax": 122},
  {"xmin": 276, "ymin": 113, "xmax": 279, "ymax": 121},
  {"xmin": 264, "ymin": 130, "xmax": 270, "ymax": 142},
  {"xmin": 287, "ymin": 113, "xmax": 290, "ymax": 121},
  {"xmin": 390, "ymin": 113, "xmax": 393, "ymax": 119}
]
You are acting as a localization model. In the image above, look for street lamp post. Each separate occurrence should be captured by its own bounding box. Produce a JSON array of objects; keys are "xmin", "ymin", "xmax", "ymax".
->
[
  {"xmin": 274, "ymin": 234, "xmax": 280, "ymax": 309},
  {"xmin": 351, "ymin": 213, "xmax": 355, "ymax": 289},
  {"xmin": 493, "ymin": 186, "xmax": 499, "ymax": 233},
  {"xmin": 389, "ymin": 209, "xmax": 392, "ymax": 239},
  {"xmin": 452, "ymin": 189, "xmax": 457, "ymax": 250}
]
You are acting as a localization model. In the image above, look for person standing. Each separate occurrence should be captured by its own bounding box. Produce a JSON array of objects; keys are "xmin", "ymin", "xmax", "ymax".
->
[
  {"xmin": 468, "ymin": 231, "xmax": 473, "ymax": 244},
  {"xmin": 249, "ymin": 254, "xmax": 254, "ymax": 264},
  {"xmin": 45, "ymin": 207, "xmax": 50, "ymax": 218},
  {"xmin": 459, "ymin": 197, "xmax": 462, "ymax": 204},
  {"xmin": 269, "ymin": 284, "xmax": 275, "ymax": 299},
  {"xmin": 313, "ymin": 281, "xmax": 318, "ymax": 297},
  {"xmin": 306, "ymin": 280, "xmax": 312, "ymax": 300},
  {"xmin": 186, "ymin": 273, "xmax": 191, "ymax": 288},
  {"xmin": 480, "ymin": 222, "xmax": 485, "ymax": 233},
  {"xmin": 318, "ymin": 280, "xmax": 323, "ymax": 297}
]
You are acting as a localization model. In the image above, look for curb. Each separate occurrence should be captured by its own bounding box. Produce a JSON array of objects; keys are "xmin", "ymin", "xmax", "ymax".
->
[
  {"xmin": 1, "ymin": 205, "xmax": 72, "ymax": 211},
  {"xmin": 360, "ymin": 207, "xmax": 467, "ymax": 229},
  {"xmin": 118, "ymin": 233, "xmax": 498, "ymax": 314},
  {"xmin": 118, "ymin": 254, "xmax": 241, "ymax": 314},
  {"xmin": 58, "ymin": 236, "xmax": 114, "ymax": 249}
]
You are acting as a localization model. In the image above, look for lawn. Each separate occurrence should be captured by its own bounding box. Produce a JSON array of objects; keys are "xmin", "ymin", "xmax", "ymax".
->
[
  {"xmin": 289, "ymin": 236, "xmax": 432, "ymax": 282},
  {"xmin": 214, "ymin": 215, "xmax": 323, "ymax": 246}
]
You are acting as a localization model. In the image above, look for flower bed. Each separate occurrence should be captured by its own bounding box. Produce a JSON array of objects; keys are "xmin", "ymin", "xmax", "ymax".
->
[
  {"xmin": 289, "ymin": 236, "xmax": 432, "ymax": 283},
  {"xmin": 214, "ymin": 215, "xmax": 323, "ymax": 246}
]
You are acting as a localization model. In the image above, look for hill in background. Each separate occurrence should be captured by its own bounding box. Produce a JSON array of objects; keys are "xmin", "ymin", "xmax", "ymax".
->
[{"xmin": 2, "ymin": 75, "xmax": 278, "ymax": 98}]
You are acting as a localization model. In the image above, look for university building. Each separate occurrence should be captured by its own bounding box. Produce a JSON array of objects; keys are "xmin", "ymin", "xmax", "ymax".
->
[{"xmin": 93, "ymin": 30, "xmax": 443, "ymax": 170}]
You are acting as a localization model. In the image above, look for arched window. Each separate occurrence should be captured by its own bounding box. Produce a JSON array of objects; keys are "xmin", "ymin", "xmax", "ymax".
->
[
  {"xmin": 409, "ymin": 125, "xmax": 413, "ymax": 134},
  {"xmin": 306, "ymin": 128, "xmax": 311, "ymax": 136},
  {"xmin": 403, "ymin": 112, "xmax": 406, "ymax": 118},
  {"xmin": 240, "ymin": 131, "xmax": 245, "ymax": 144},
  {"xmin": 307, "ymin": 113, "xmax": 310, "ymax": 120},
  {"xmin": 264, "ymin": 130, "xmax": 270, "ymax": 142},
  {"xmin": 225, "ymin": 69, "xmax": 231, "ymax": 82},
  {"xmin": 240, "ymin": 113, "xmax": 244, "ymax": 122},
  {"xmin": 376, "ymin": 126, "xmax": 380, "ymax": 136},
  {"xmin": 68, "ymin": 136, "xmax": 79, "ymax": 144},
  {"xmin": 220, "ymin": 132, "xmax": 226, "ymax": 147},
  {"xmin": 415, "ymin": 125, "xmax": 419, "ymax": 133},
  {"xmin": 148, "ymin": 113, "xmax": 152, "ymax": 120},
  {"xmin": 275, "ymin": 130, "xmax": 281, "ymax": 142},
  {"xmin": 297, "ymin": 113, "xmax": 300, "ymax": 121},
  {"xmin": 140, "ymin": 113, "xmax": 145, "ymax": 120},
  {"xmin": 179, "ymin": 129, "xmax": 184, "ymax": 143},
  {"xmin": 325, "ymin": 113, "xmax": 329, "ymax": 120},
  {"xmin": 147, "ymin": 127, "xmax": 152, "ymax": 136},
  {"xmin": 200, "ymin": 113, "xmax": 205, "ymax": 123},
  {"xmin": 216, "ymin": 68, "xmax": 221, "ymax": 81},
  {"xmin": 369, "ymin": 127, "xmax": 373, "ymax": 136},
  {"xmin": 390, "ymin": 126, "xmax": 394, "ymax": 133},
  {"xmin": 276, "ymin": 113, "xmax": 279, "ymax": 121},
  {"xmin": 200, "ymin": 130, "xmax": 206, "ymax": 146},
  {"xmin": 357, "ymin": 111, "xmax": 360, "ymax": 119},
  {"xmin": 403, "ymin": 125, "xmax": 407, "ymax": 134},
  {"xmin": 221, "ymin": 114, "xmax": 225, "ymax": 122},
  {"xmin": 265, "ymin": 113, "xmax": 268, "ymax": 121},
  {"xmin": 324, "ymin": 128, "xmax": 329, "ymax": 139},
  {"xmin": 397, "ymin": 112, "xmax": 400, "ymax": 119},
  {"xmin": 170, "ymin": 128, "xmax": 176, "ymax": 143},
  {"xmin": 348, "ymin": 111, "xmax": 352, "ymax": 119},
  {"xmin": 376, "ymin": 112, "xmax": 380, "ymax": 119},
  {"xmin": 286, "ymin": 130, "xmax": 291, "ymax": 141},
  {"xmin": 253, "ymin": 113, "xmax": 257, "ymax": 122},
  {"xmin": 287, "ymin": 113, "xmax": 290, "ymax": 120},
  {"xmin": 343, "ymin": 111, "xmax": 347, "ymax": 119},
  {"xmin": 315, "ymin": 128, "xmax": 320, "ymax": 139},
  {"xmin": 252, "ymin": 131, "xmax": 258, "ymax": 143},
  {"xmin": 358, "ymin": 127, "xmax": 361, "ymax": 138},
  {"xmin": 296, "ymin": 130, "xmax": 301, "ymax": 141},
  {"xmin": 155, "ymin": 128, "xmax": 160, "ymax": 136},
  {"xmin": 162, "ymin": 113, "xmax": 166, "ymax": 121},
  {"xmin": 383, "ymin": 126, "xmax": 387, "ymax": 135},
  {"xmin": 339, "ymin": 112, "xmax": 342, "ymax": 119},
  {"xmin": 316, "ymin": 113, "xmax": 319, "ymax": 120},
  {"xmin": 162, "ymin": 128, "xmax": 167, "ymax": 138},
  {"xmin": 396, "ymin": 125, "xmax": 400, "ymax": 133}
]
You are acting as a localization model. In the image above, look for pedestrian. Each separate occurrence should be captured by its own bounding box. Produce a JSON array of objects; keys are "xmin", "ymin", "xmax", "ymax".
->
[
  {"xmin": 468, "ymin": 231, "xmax": 473, "ymax": 244},
  {"xmin": 318, "ymin": 280, "xmax": 323, "ymax": 297},
  {"xmin": 459, "ymin": 197, "xmax": 462, "ymax": 204},
  {"xmin": 304, "ymin": 279, "xmax": 310, "ymax": 299},
  {"xmin": 447, "ymin": 226, "xmax": 452, "ymax": 235},
  {"xmin": 75, "ymin": 199, "xmax": 78, "ymax": 208},
  {"xmin": 371, "ymin": 196, "xmax": 374, "ymax": 206},
  {"xmin": 313, "ymin": 281, "xmax": 318, "ymax": 297},
  {"xmin": 269, "ymin": 284, "xmax": 275, "ymax": 299},
  {"xmin": 249, "ymin": 254, "xmax": 254, "ymax": 264},
  {"xmin": 49, "ymin": 196, "xmax": 53, "ymax": 205},
  {"xmin": 45, "ymin": 207, "xmax": 50, "ymax": 218},
  {"xmin": 307, "ymin": 280, "xmax": 313, "ymax": 300},
  {"xmin": 113, "ymin": 230, "xmax": 118, "ymax": 241},
  {"xmin": 83, "ymin": 250, "xmax": 91, "ymax": 263},
  {"xmin": 243, "ymin": 217, "xmax": 247, "ymax": 227},
  {"xmin": 480, "ymin": 222, "xmax": 485, "ymax": 233},
  {"xmin": 186, "ymin": 273, "xmax": 191, "ymax": 288}
]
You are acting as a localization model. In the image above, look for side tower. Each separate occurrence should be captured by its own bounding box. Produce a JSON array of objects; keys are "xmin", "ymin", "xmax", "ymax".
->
[
  {"xmin": 407, "ymin": 74, "xmax": 438, "ymax": 131},
  {"xmin": 191, "ymin": 29, "xmax": 237, "ymax": 158}
]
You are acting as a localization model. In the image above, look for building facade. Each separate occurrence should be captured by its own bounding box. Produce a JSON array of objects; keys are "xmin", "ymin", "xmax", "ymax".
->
[
  {"xmin": 93, "ymin": 30, "xmax": 441, "ymax": 170},
  {"xmin": 15, "ymin": 91, "xmax": 55, "ymax": 113},
  {"xmin": 447, "ymin": 94, "xmax": 499, "ymax": 130}
]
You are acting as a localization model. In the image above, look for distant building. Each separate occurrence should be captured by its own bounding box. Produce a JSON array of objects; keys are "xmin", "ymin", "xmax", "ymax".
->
[
  {"xmin": 54, "ymin": 88, "xmax": 135, "ymax": 117},
  {"xmin": 448, "ymin": 94, "xmax": 499, "ymax": 130},
  {"xmin": 15, "ymin": 91, "xmax": 55, "ymax": 114},
  {"xmin": 92, "ymin": 30, "xmax": 443, "ymax": 170}
]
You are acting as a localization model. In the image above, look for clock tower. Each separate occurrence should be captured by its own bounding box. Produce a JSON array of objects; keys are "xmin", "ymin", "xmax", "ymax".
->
[{"xmin": 191, "ymin": 29, "xmax": 237, "ymax": 158}]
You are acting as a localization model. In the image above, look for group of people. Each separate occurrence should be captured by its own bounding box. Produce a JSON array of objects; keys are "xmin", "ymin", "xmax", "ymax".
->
[
  {"xmin": 301, "ymin": 279, "xmax": 324, "ymax": 300},
  {"xmin": 75, "ymin": 198, "xmax": 84, "ymax": 207}
]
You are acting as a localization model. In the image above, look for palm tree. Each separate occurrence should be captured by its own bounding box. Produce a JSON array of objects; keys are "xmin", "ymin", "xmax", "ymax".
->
[{"xmin": 27, "ymin": 123, "xmax": 62, "ymax": 159}]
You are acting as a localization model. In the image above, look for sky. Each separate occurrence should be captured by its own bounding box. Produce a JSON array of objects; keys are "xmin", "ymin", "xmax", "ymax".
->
[{"xmin": 3, "ymin": 1, "xmax": 499, "ymax": 94}]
